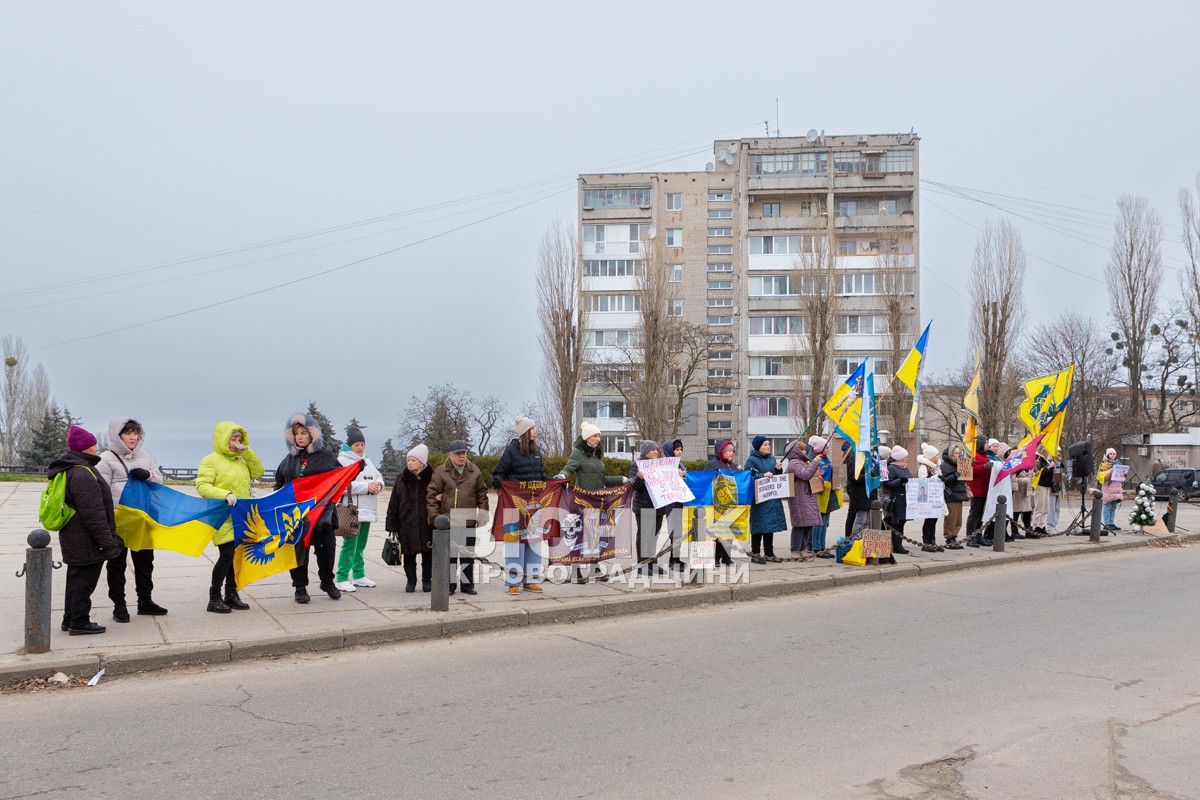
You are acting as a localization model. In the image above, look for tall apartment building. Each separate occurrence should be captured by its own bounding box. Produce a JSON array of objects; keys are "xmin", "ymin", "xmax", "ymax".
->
[{"xmin": 577, "ymin": 132, "xmax": 920, "ymax": 459}]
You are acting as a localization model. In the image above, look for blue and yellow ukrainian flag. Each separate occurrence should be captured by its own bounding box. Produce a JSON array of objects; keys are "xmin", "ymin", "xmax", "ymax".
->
[
  {"xmin": 895, "ymin": 320, "xmax": 932, "ymax": 432},
  {"xmin": 116, "ymin": 481, "xmax": 231, "ymax": 557},
  {"xmin": 822, "ymin": 359, "xmax": 868, "ymax": 445}
]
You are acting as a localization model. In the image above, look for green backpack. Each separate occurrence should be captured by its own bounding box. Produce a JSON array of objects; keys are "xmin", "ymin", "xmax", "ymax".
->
[{"xmin": 38, "ymin": 465, "xmax": 96, "ymax": 531}]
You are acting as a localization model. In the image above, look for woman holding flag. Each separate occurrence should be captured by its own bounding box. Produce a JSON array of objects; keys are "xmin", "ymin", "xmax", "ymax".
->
[
  {"xmin": 195, "ymin": 421, "xmax": 263, "ymax": 613},
  {"xmin": 275, "ymin": 413, "xmax": 343, "ymax": 603}
]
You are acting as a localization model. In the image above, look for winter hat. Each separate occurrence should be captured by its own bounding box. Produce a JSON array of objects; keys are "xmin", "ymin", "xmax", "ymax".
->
[
  {"xmin": 447, "ymin": 440, "xmax": 470, "ymax": 454},
  {"xmin": 986, "ymin": 438, "xmax": 1000, "ymax": 451},
  {"xmin": 580, "ymin": 421, "xmax": 601, "ymax": 440},
  {"xmin": 285, "ymin": 413, "xmax": 322, "ymax": 454},
  {"xmin": 67, "ymin": 426, "xmax": 97, "ymax": 452},
  {"xmin": 921, "ymin": 442, "xmax": 939, "ymax": 461},
  {"xmin": 638, "ymin": 439, "xmax": 659, "ymax": 459},
  {"xmin": 891, "ymin": 446, "xmax": 909, "ymax": 461},
  {"xmin": 808, "ymin": 436, "xmax": 828, "ymax": 454},
  {"xmin": 1105, "ymin": 447, "xmax": 1117, "ymax": 460},
  {"xmin": 514, "ymin": 416, "xmax": 535, "ymax": 438},
  {"xmin": 345, "ymin": 426, "xmax": 365, "ymax": 445},
  {"xmin": 407, "ymin": 443, "xmax": 429, "ymax": 466},
  {"xmin": 751, "ymin": 435, "xmax": 769, "ymax": 451},
  {"xmin": 720, "ymin": 440, "xmax": 736, "ymax": 459},
  {"xmin": 878, "ymin": 445, "xmax": 892, "ymax": 461}
]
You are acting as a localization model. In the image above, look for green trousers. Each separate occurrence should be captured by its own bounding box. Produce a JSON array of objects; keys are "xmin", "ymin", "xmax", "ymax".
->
[{"xmin": 336, "ymin": 521, "xmax": 371, "ymax": 581}]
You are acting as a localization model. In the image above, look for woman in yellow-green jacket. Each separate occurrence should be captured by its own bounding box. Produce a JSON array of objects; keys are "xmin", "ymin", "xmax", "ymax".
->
[{"xmin": 196, "ymin": 421, "xmax": 264, "ymax": 613}]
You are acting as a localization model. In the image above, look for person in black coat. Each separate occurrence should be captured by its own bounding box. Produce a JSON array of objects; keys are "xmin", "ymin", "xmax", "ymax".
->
[
  {"xmin": 660, "ymin": 438, "xmax": 687, "ymax": 571},
  {"xmin": 51, "ymin": 426, "xmax": 123, "ymax": 635},
  {"xmin": 939, "ymin": 443, "xmax": 969, "ymax": 548},
  {"xmin": 882, "ymin": 447, "xmax": 912, "ymax": 555},
  {"xmin": 386, "ymin": 444, "xmax": 434, "ymax": 592},
  {"xmin": 491, "ymin": 417, "xmax": 548, "ymax": 486},
  {"xmin": 629, "ymin": 440, "xmax": 667, "ymax": 575},
  {"xmin": 275, "ymin": 413, "xmax": 342, "ymax": 603}
]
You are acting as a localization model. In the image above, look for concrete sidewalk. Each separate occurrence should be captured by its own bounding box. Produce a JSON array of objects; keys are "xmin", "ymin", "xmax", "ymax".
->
[{"xmin": 2, "ymin": 480, "xmax": 1195, "ymax": 684}]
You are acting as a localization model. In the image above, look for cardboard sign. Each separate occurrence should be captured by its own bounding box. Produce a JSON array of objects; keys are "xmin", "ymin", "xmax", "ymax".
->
[
  {"xmin": 957, "ymin": 456, "xmax": 973, "ymax": 480},
  {"xmin": 689, "ymin": 540, "xmax": 716, "ymax": 569},
  {"xmin": 1111, "ymin": 465, "xmax": 1130, "ymax": 483},
  {"xmin": 636, "ymin": 457, "xmax": 695, "ymax": 508},
  {"xmin": 755, "ymin": 472, "xmax": 795, "ymax": 503},
  {"xmin": 906, "ymin": 477, "xmax": 945, "ymax": 519},
  {"xmin": 808, "ymin": 471, "xmax": 825, "ymax": 494},
  {"xmin": 861, "ymin": 528, "xmax": 893, "ymax": 559}
]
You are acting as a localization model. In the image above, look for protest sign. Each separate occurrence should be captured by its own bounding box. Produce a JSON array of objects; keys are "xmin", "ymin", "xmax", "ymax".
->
[
  {"xmin": 861, "ymin": 528, "xmax": 893, "ymax": 559},
  {"xmin": 957, "ymin": 456, "xmax": 973, "ymax": 480},
  {"xmin": 754, "ymin": 473, "xmax": 794, "ymax": 503},
  {"xmin": 1111, "ymin": 465, "xmax": 1129, "ymax": 483},
  {"xmin": 636, "ymin": 457, "xmax": 694, "ymax": 508},
  {"xmin": 905, "ymin": 477, "xmax": 945, "ymax": 519},
  {"xmin": 689, "ymin": 540, "xmax": 716, "ymax": 569}
]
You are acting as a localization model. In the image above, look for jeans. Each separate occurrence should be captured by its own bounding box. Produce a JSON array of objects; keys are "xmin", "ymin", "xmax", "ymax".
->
[
  {"xmin": 504, "ymin": 540, "xmax": 544, "ymax": 586},
  {"xmin": 1103, "ymin": 500, "xmax": 1119, "ymax": 527},
  {"xmin": 811, "ymin": 512, "xmax": 831, "ymax": 551},
  {"xmin": 336, "ymin": 522, "xmax": 370, "ymax": 581},
  {"xmin": 790, "ymin": 526, "xmax": 811, "ymax": 552},
  {"xmin": 107, "ymin": 546, "xmax": 154, "ymax": 605}
]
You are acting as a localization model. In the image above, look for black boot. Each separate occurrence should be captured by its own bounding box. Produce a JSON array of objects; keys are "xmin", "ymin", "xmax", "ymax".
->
[
  {"xmin": 294, "ymin": 586, "xmax": 310, "ymax": 604},
  {"xmin": 112, "ymin": 602, "xmax": 130, "ymax": 623},
  {"xmin": 891, "ymin": 532, "xmax": 910, "ymax": 555},
  {"xmin": 137, "ymin": 599, "xmax": 168, "ymax": 616},
  {"xmin": 207, "ymin": 587, "xmax": 231, "ymax": 614},
  {"xmin": 223, "ymin": 588, "xmax": 250, "ymax": 610}
]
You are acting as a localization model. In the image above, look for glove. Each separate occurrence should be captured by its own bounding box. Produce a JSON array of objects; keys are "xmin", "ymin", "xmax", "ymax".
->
[
  {"xmin": 552, "ymin": 474, "xmax": 566, "ymax": 480},
  {"xmin": 226, "ymin": 493, "xmax": 238, "ymax": 506},
  {"xmin": 230, "ymin": 442, "xmax": 247, "ymax": 453},
  {"xmin": 901, "ymin": 477, "xmax": 909, "ymax": 484},
  {"xmin": 621, "ymin": 476, "xmax": 630, "ymax": 484},
  {"xmin": 129, "ymin": 468, "xmax": 151, "ymax": 481}
]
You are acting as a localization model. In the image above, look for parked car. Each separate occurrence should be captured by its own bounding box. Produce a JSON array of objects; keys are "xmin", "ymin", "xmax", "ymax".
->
[{"xmin": 1151, "ymin": 468, "xmax": 1200, "ymax": 501}]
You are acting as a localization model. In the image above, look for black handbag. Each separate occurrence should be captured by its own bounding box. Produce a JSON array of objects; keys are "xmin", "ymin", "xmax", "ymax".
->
[{"xmin": 381, "ymin": 534, "xmax": 401, "ymax": 566}]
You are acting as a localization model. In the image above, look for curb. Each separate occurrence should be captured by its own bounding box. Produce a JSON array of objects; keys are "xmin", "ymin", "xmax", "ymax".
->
[{"xmin": 5, "ymin": 532, "xmax": 1197, "ymax": 686}]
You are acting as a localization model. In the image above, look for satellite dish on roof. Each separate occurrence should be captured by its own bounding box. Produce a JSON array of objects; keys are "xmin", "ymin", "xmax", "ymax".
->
[
  {"xmin": 647, "ymin": 227, "xmax": 657, "ymax": 239},
  {"xmin": 705, "ymin": 162, "xmax": 715, "ymax": 172},
  {"xmin": 727, "ymin": 143, "xmax": 738, "ymax": 154},
  {"xmin": 806, "ymin": 129, "xmax": 819, "ymax": 142}
]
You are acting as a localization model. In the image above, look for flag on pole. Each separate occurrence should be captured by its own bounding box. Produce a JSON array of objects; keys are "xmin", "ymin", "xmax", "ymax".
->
[
  {"xmin": 993, "ymin": 427, "xmax": 1049, "ymax": 486},
  {"xmin": 115, "ymin": 481, "xmax": 230, "ymax": 557},
  {"xmin": 895, "ymin": 321, "xmax": 932, "ymax": 432},
  {"xmin": 854, "ymin": 368, "xmax": 880, "ymax": 497},
  {"xmin": 1018, "ymin": 365, "xmax": 1074, "ymax": 457},
  {"xmin": 821, "ymin": 359, "xmax": 867, "ymax": 445},
  {"xmin": 963, "ymin": 349, "xmax": 981, "ymax": 457}
]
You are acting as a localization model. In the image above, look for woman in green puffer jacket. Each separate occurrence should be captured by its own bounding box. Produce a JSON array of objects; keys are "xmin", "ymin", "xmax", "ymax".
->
[
  {"xmin": 555, "ymin": 422, "xmax": 627, "ymax": 582},
  {"xmin": 196, "ymin": 421, "xmax": 264, "ymax": 614}
]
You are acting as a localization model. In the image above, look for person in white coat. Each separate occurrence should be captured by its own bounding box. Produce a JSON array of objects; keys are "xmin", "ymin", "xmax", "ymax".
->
[
  {"xmin": 335, "ymin": 427, "xmax": 384, "ymax": 592},
  {"xmin": 96, "ymin": 417, "xmax": 167, "ymax": 621}
]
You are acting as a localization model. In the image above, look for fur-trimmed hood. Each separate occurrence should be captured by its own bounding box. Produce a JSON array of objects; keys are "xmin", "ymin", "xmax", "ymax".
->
[
  {"xmin": 284, "ymin": 413, "xmax": 323, "ymax": 455},
  {"xmin": 106, "ymin": 416, "xmax": 144, "ymax": 457}
]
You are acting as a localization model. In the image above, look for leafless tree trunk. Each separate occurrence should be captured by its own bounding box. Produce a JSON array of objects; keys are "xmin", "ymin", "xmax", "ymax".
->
[
  {"xmin": 1, "ymin": 335, "xmax": 49, "ymax": 464},
  {"xmin": 794, "ymin": 235, "xmax": 839, "ymax": 434},
  {"xmin": 536, "ymin": 217, "xmax": 587, "ymax": 457},
  {"xmin": 1106, "ymin": 195, "xmax": 1163, "ymax": 423},
  {"xmin": 967, "ymin": 220, "xmax": 1028, "ymax": 441},
  {"xmin": 1026, "ymin": 311, "xmax": 1127, "ymax": 453},
  {"xmin": 879, "ymin": 231, "xmax": 914, "ymax": 442},
  {"xmin": 1178, "ymin": 175, "xmax": 1200, "ymax": 383}
]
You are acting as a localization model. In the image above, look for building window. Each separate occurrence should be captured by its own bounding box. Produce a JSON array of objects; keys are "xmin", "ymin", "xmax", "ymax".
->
[
  {"xmin": 708, "ymin": 262, "xmax": 733, "ymax": 272},
  {"xmin": 748, "ymin": 275, "xmax": 797, "ymax": 297},
  {"xmin": 668, "ymin": 299, "xmax": 683, "ymax": 317},
  {"xmin": 709, "ymin": 350, "xmax": 733, "ymax": 361},
  {"xmin": 708, "ymin": 419, "xmax": 733, "ymax": 430},
  {"xmin": 762, "ymin": 202, "xmax": 781, "ymax": 218},
  {"xmin": 836, "ymin": 314, "xmax": 888, "ymax": 335},
  {"xmin": 833, "ymin": 151, "xmax": 866, "ymax": 174},
  {"xmin": 669, "ymin": 264, "xmax": 683, "ymax": 283},
  {"xmin": 708, "ymin": 297, "xmax": 733, "ymax": 307},
  {"xmin": 749, "ymin": 356, "xmax": 803, "ymax": 377},
  {"xmin": 839, "ymin": 273, "xmax": 876, "ymax": 295},
  {"xmin": 582, "ymin": 400, "xmax": 627, "ymax": 418},
  {"xmin": 708, "ymin": 316, "xmax": 733, "ymax": 326},
  {"xmin": 583, "ymin": 259, "xmax": 645, "ymax": 277},
  {"xmin": 709, "ymin": 387, "xmax": 732, "ymax": 396},
  {"xmin": 837, "ymin": 200, "xmax": 858, "ymax": 216},
  {"xmin": 801, "ymin": 153, "xmax": 827, "ymax": 177},
  {"xmin": 708, "ymin": 369, "xmax": 733, "ymax": 379},
  {"xmin": 749, "ymin": 234, "xmax": 821, "ymax": 255},
  {"xmin": 583, "ymin": 188, "xmax": 651, "ymax": 209},
  {"xmin": 835, "ymin": 357, "xmax": 891, "ymax": 376},
  {"xmin": 749, "ymin": 315, "xmax": 803, "ymax": 335},
  {"xmin": 667, "ymin": 228, "xmax": 683, "ymax": 247},
  {"xmin": 707, "ymin": 280, "xmax": 733, "ymax": 290},
  {"xmin": 708, "ymin": 191, "xmax": 732, "ymax": 201},
  {"xmin": 708, "ymin": 245, "xmax": 733, "ymax": 255},
  {"xmin": 800, "ymin": 200, "xmax": 823, "ymax": 216},
  {"xmin": 876, "ymin": 150, "xmax": 914, "ymax": 173},
  {"xmin": 708, "ymin": 228, "xmax": 733, "ymax": 237},
  {"xmin": 587, "ymin": 294, "xmax": 642, "ymax": 313},
  {"xmin": 708, "ymin": 402, "xmax": 733, "ymax": 413},
  {"xmin": 708, "ymin": 208, "xmax": 733, "ymax": 219},
  {"xmin": 708, "ymin": 334, "xmax": 734, "ymax": 344},
  {"xmin": 666, "ymin": 193, "xmax": 682, "ymax": 211},
  {"xmin": 600, "ymin": 435, "xmax": 631, "ymax": 454},
  {"xmin": 878, "ymin": 198, "xmax": 898, "ymax": 214},
  {"xmin": 748, "ymin": 396, "xmax": 792, "ymax": 416},
  {"xmin": 588, "ymin": 329, "xmax": 640, "ymax": 347},
  {"xmin": 583, "ymin": 223, "xmax": 651, "ymax": 255}
]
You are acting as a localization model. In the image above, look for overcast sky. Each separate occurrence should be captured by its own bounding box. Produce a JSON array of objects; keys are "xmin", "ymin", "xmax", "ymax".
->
[{"xmin": 2, "ymin": 2, "xmax": 1197, "ymax": 466}]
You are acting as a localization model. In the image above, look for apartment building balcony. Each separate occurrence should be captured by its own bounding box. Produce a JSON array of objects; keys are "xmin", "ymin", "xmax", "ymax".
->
[
  {"xmin": 746, "ymin": 416, "xmax": 804, "ymax": 436},
  {"xmin": 834, "ymin": 213, "xmax": 914, "ymax": 230},
  {"xmin": 748, "ymin": 253, "xmax": 798, "ymax": 271},
  {"xmin": 833, "ymin": 333, "xmax": 890, "ymax": 351},
  {"xmin": 748, "ymin": 215, "xmax": 828, "ymax": 231},
  {"xmin": 582, "ymin": 275, "xmax": 639, "ymax": 292},
  {"xmin": 580, "ymin": 206, "xmax": 653, "ymax": 221},
  {"xmin": 830, "ymin": 173, "xmax": 916, "ymax": 191},
  {"xmin": 748, "ymin": 176, "xmax": 830, "ymax": 192}
]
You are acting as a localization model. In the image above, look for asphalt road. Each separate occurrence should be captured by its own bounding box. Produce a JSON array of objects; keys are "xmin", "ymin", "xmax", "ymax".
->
[{"xmin": 3, "ymin": 544, "xmax": 1199, "ymax": 800}]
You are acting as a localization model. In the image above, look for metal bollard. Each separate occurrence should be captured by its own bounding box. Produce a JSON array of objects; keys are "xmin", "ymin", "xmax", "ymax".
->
[
  {"xmin": 1164, "ymin": 489, "xmax": 1178, "ymax": 533},
  {"xmin": 431, "ymin": 515, "xmax": 450, "ymax": 612},
  {"xmin": 1089, "ymin": 489, "xmax": 1104, "ymax": 542},
  {"xmin": 21, "ymin": 529, "xmax": 56, "ymax": 654},
  {"xmin": 869, "ymin": 498, "xmax": 883, "ymax": 532},
  {"xmin": 993, "ymin": 496, "xmax": 1006, "ymax": 552}
]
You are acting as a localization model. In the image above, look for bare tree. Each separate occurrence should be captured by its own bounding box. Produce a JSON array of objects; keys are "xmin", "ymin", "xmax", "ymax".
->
[
  {"xmin": 1142, "ymin": 307, "xmax": 1199, "ymax": 432},
  {"xmin": 920, "ymin": 367, "xmax": 973, "ymax": 448},
  {"xmin": 470, "ymin": 393, "xmax": 507, "ymax": 456},
  {"xmin": 1026, "ymin": 311, "xmax": 1126, "ymax": 452},
  {"xmin": 793, "ymin": 235, "xmax": 840, "ymax": 433},
  {"xmin": 1179, "ymin": 174, "xmax": 1200, "ymax": 345},
  {"xmin": 399, "ymin": 383, "xmax": 473, "ymax": 454},
  {"xmin": 536, "ymin": 217, "xmax": 587, "ymax": 458},
  {"xmin": 878, "ymin": 231, "xmax": 915, "ymax": 440},
  {"xmin": 1, "ymin": 336, "xmax": 50, "ymax": 464},
  {"xmin": 967, "ymin": 220, "xmax": 1028, "ymax": 440},
  {"xmin": 1106, "ymin": 195, "xmax": 1164, "ymax": 422}
]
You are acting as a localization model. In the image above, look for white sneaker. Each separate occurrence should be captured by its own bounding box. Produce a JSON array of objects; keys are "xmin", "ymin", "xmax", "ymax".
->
[
  {"xmin": 334, "ymin": 580, "xmax": 357, "ymax": 593},
  {"xmin": 352, "ymin": 577, "xmax": 377, "ymax": 588}
]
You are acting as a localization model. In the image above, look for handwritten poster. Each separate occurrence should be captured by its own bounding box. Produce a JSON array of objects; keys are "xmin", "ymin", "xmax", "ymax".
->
[
  {"xmin": 905, "ymin": 477, "xmax": 945, "ymax": 519},
  {"xmin": 636, "ymin": 457, "xmax": 694, "ymax": 508},
  {"xmin": 754, "ymin": 473, "xmax": 795, "ymax": 503}
]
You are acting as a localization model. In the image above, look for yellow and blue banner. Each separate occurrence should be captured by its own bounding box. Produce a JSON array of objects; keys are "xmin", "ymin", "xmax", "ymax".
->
[
  {"xmin": 231, "ymin": 461, "xmax": 362, "ymax": 590},
  {"xmin": 963, "ymin": 349, "xmax": 981, "ymax": 457},
  {"xmin": 854, "ymin": 370, "xmax": 881, "ymax": 497},
  {"xmin": 682, "ymin": 470, "xmax": 754, "ymax": 541},
  {"xmin": 822, "ymin": 359, "xmax": 868, "ymax": 446},
  {"xmin": 115, "ymin": 480, "xmax": 230, "ymax": 557},
  {"xmin": 1018, "ymin": 365, "xmax": 1074, "ymax": 457},
  {"xmin": 895, "ymin": 321, "xmax": 931, "ymax": 432}
]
